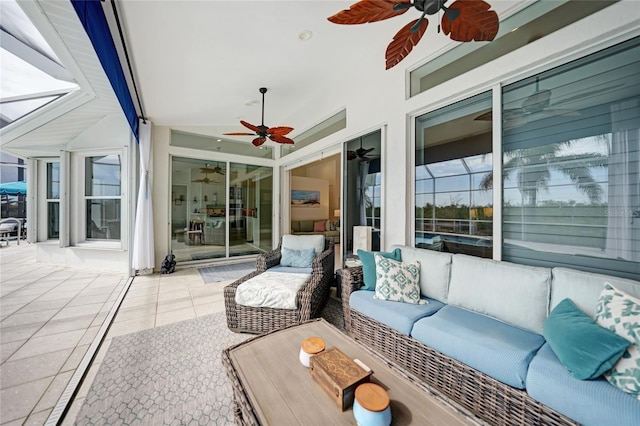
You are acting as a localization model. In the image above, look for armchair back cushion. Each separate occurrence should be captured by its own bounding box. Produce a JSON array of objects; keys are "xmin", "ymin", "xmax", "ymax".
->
[
  {"xmin": 282, "ymin": 234, "xmax": 325, "ymax": 256},
  {"xmin": 281, "ymin": 247, "xmax": 316, "ymax": 268},
  {"xmin": 447, "ymin": 254, "xmax": 551, "ymax": 334},
  {"xmin": 392, "ymin": 245, "xmax": 452, "ymax": 303}
]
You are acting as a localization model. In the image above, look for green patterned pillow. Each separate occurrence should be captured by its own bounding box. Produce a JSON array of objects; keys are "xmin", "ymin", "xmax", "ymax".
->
[
  {"xmin": 373, "ymin": 253, "xmax": 425, "ymax": 305},
  {"xmin": 595, "ymin": 283, "xmax": 640, "ymax": 400}
]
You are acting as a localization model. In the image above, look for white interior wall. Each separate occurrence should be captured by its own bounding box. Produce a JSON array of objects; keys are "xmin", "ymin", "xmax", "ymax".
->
[{"xmin": 290, "ymin": 176, "xmax": 329, "ymax": 221}]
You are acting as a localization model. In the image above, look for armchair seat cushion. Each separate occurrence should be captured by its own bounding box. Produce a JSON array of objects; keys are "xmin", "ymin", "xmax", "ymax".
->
[
  {"xmin": 349, "ymin": 290, "xmax": 444, "ymax": 335},
  {"xmin": 268, "ymin": 265, "xmax": 313, "ymax": 274},
  {"xmin": 235, "ymin": 271, "xmax": 311, "ymax": 309},
  {"xmin": 411, "ymin": 305, "xmax": 545, "ymax": 389}
]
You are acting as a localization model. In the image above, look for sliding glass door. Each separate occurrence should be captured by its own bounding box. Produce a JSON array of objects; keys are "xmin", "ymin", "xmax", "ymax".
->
[{"xmin": 170, "ymin": 157, "xmax": 272, "ymax": 262}]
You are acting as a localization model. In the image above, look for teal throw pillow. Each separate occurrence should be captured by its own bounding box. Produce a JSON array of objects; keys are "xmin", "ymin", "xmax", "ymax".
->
[
  {"xmin": 280, "ymin": 247, "xmax": 316, "ymax": 268},
  {"xmin": 544, "ymin": 298, "xmax": 630, "ymax": 380},
  {"xmin": 357, "ymin": 248, "xmax": 401, "ymax": 291}
]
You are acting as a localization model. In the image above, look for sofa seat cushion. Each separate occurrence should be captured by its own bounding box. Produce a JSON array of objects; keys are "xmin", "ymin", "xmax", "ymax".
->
[
  {"xmin": 527, "ymin": 343, "xmax": 640, "ymax": 426},
  {"xmin": 349, "ymin": 290, "xmax": 444, "ymax": 335},
  {"xmin": 411, "ymin": 305, "xmax": 545, "ymax": 389}
]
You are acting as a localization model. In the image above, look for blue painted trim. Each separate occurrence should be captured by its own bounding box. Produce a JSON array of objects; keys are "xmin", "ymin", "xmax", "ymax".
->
[{"xmin": 71, "ymin": 0, "xmax": 139, "ymax": 140}]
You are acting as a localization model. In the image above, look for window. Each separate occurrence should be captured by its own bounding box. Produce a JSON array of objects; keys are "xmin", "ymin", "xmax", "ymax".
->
[
  {"xmin": 415, "ymin": 92, "xmax": 493, "ymax": 257},
  {"xmin": 46, "ymin": 162, "xmax": 59, "ymax": 239},
  {"xmin": 85, "ymin": 155, "xmax": 121, "ymax": 240},
  {"xmin": 409, "ymin": 1, "xmax": 613, "ymax": 97},
  {"xmin": 502, "ymin": 37, "xmax": 640, "ymax": 279}
]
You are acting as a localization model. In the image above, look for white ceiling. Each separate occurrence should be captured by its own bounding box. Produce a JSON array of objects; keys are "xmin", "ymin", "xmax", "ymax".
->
[
  {"xmin": 5, "ymin": 0, "xmax": 606, "ymax": 157},
  {"xmin": 111, "ymin": 0, "xmax": 402, "ymax": 133}
]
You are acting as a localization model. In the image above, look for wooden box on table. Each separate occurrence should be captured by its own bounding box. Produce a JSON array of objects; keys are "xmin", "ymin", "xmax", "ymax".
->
[{"xmin": 309, "ymin": 347, "xmax": 372, "ymax": 411}]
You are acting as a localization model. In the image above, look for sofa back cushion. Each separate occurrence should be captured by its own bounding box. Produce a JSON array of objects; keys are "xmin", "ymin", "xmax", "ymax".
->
[
  {"xmin": 550, "ymin": 267, "xmax": 640, "ymax": 317},
  {"xmin": 447, "ymin": 254, "xmax": 551, "ymax": 334},
  {"xmin": 391, "ymin": 245, "xmax": 452, "ymax": 303},
  {"xmin": 299, "ymin": 220, "xmax": 314, "ymax": 232},
  {"xmin": 291, "ymin": 221, "xmax": 301, "ymax": 232}
]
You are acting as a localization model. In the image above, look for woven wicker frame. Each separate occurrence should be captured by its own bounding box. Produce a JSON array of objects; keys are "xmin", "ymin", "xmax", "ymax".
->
[
  {"xmin": 341, "ymin": 266, "xmax": 579, "ymax": 426},
  {"xmin": 224, "ymin": 237, "xmax": 335, "ymax": 334}
]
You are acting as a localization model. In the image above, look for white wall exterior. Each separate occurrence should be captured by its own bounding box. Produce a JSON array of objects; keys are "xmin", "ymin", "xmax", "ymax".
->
[{"xmin": 33, "ymin": 114, "xmax": 136, "ymax": 274}]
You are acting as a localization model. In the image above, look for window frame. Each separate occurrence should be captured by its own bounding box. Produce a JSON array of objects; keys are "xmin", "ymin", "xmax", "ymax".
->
[{"xmin": 74, "ymin": 150, "xmax": 125, "ymax": 248}]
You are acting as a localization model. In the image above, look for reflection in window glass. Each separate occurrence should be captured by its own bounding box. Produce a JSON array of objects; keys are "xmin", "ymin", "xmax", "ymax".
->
[
  {"xmin": 47, "ymin": 202, "xmax": 59, "ymax": 239},
  {"xmin": 47, "ymin": 162, "xmax": 59, "ymax": 199},
  {"xmin": 502, "ymin": 37, "xmax": 639, "ymax": 279},
  {"xmin": 85, "ymin": 155, "xmax": 121, "ymax": 196},
  {"xmin": 415, "ymin": 91, "xmax": 493, "ymax": 257},
  {"xmin": 365, "ymin": 172, "xmax": 381, "ymax": 228},
  {"xmin": 46, "ymin": 162, "xmax": 59, "ymax": 239}
]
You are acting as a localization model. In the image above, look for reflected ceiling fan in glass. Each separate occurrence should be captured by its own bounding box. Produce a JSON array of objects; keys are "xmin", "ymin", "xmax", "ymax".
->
[
  {"xmin": 192, "ymin": 163, "xmax": 224, "ymax": 184},
  {"xmin": 347, "ymin": 138, "xmax": 379, "ymax": 162},
  {"xmin": 474, "ymin": 78, "xmax": 622, "ymax": 129},
  {"xmin": 328, "ymin": 0, "xmax": 499, "ymax": 69},
  {"xmin": 224, "ymin": 87, "xmax": 294, "ymax": 147}
]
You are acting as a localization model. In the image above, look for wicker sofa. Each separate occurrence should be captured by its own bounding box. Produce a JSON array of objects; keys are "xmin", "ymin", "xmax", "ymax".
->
[
  {"xmin": 224, "ymin": 235, "xmax": 335, "ymax": 334},
  {"xmin": 341, "ymin": 245, "xmax": 640, "ymax": 426}
]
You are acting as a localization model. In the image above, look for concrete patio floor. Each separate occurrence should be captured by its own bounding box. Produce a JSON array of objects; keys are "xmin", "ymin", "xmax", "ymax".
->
[{"xmin": 0, "ymin": 242, "xmax": 235, "ymax": 425}]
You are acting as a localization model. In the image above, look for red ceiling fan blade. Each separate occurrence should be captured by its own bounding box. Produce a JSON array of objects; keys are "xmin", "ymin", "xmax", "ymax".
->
[
  {"xmin": 385, "ymin": 18, "xmax": 429, "ymax": 70},
  {"xmin": 252, "ymin": 137, "xmax": 267, "ymax": 147},
  {"xmin": 328, "ymin": 0, "xmax": 411, "ymax": 25},
  {"xmin": 223, "ymin": 132, "xmax": 255, "ymax": 136},
  {"xmin": 240, "ymin": 120, "xmax": 261, "ymax": 132},
  {"xmin": 269, "ymin": 134, "xmax": 294, "ymax": 145},
  {"xmin": 442, "ymin": 0, "xmax": 499, "ymax": 42},
  {"xmin": 268, "ymin": 126, "xmax": 294, "ymax": 136}
]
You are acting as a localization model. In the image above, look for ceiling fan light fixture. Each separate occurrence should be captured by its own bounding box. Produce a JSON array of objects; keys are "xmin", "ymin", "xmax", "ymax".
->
[{"xmin": 298, "ymin": 30, "xmax": 313, "ymax": 41}]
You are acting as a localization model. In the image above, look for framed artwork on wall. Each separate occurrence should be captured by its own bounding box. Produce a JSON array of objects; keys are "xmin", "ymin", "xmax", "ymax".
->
[{"xmin": 291, "ymin": 190, "xmax": 320, "ymax": 208}]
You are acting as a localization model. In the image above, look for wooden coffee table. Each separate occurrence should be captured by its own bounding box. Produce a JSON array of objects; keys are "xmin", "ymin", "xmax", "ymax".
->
[{"xmin": 222, "ymin": 319, "xmax": 480, "ymax": 425}]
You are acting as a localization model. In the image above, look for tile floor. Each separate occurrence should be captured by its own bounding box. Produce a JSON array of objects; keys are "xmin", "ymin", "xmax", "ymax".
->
[{"xmin": 1, "ymin": 241, "xmax": 343, "ymax": 425}]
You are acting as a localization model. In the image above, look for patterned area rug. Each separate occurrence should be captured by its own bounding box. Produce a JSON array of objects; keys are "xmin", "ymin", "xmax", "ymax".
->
[
  {"xmin": 198, "ymin": 261, "xmax": 256, "ymax": 284},
  {"xmin": 75, "ymin": 300, "xmax": 344, "ymax": 425}
]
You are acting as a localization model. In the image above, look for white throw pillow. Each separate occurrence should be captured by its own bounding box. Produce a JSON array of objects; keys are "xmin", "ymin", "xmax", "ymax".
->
[
  {"xmin": 282, "ymin": 234, "xmax": 324, "ymax": 256},
  {"xmin": 595, "ymin": 283, "xmax": 640, "ymax": 400},
  {"xmin": 373, "ymin": 253, "xmax": 425, "ymax": 305}
]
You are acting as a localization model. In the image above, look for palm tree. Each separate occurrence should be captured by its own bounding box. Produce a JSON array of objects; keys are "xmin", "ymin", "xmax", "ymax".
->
[{"xmin": 480, "ymin": 140, "xmax": 606, "ymax": 206}]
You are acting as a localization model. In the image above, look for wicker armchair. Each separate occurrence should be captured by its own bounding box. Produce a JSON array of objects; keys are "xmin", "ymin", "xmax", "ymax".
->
[{"xmin": 224, "ymin": 236, "xmax": 335, "ymax": 334}]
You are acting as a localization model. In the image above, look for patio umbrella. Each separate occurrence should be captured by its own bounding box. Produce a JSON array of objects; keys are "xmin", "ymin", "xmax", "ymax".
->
[{"xmin": 0, "ymin": 181, "xmax": 26, "ymax": 195}]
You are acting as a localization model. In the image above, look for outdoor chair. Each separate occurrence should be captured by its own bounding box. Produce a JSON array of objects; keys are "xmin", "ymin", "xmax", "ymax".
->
[{"xmin": 224, "ymin": 235, "xmax": 335, "ymax": 334}]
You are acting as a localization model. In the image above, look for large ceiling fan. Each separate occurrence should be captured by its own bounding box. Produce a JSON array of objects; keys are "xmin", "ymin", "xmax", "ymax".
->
[
  {"xmin": 347, "ymin": 138, "xmax": 379, "ymax": 161},
  {"xmin": 328, "ymin": 0, "xmax": 499, "ymax": 69},
  {"xmin": 192, "ymin": 164, "xmax": 224, "ymax": 184},
  {"xmin": 224, "ymin": 87, "xmax": 294, "ymax": 147}
]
